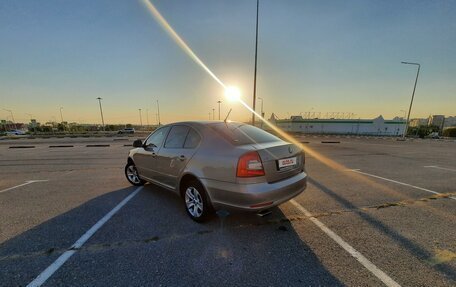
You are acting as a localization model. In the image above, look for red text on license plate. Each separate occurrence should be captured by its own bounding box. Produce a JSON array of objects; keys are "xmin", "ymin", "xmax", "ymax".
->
[{"xmin": 278, "ymin": 157, "xmax": 297, "ymax": 168}]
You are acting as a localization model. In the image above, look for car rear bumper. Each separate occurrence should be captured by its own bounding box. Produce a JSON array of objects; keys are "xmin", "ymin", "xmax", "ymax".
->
[{"xmin": 201, "ymin": 171, "xmax": 307, "ymax": 211}]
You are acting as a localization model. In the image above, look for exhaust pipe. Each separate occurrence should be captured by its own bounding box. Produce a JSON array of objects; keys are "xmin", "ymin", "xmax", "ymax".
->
[{"xmin": 257, "ymin": 209, "xmax": 272, "ymax": 217}]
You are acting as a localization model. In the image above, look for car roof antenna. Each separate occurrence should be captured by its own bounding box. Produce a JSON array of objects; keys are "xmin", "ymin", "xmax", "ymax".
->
[{"xmin": 224, "ymin": 108, "xmax": 232, "ymax": 123}]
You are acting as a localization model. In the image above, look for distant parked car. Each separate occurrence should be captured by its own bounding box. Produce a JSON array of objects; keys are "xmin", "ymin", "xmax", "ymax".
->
[
  {"xmin": 428, "ymin": 132, "xmax": 440, "ymax": 139},
  {"xmin": 118, "ymin": 128, "xmax": 135, "ymax": 134},
  {"xmin": 125, "ymin": 121, "xmax": 307, "ymax": 222},
  {"xmin": 6, "ymin": 129, "xmax": 26, "ymax": 136}
]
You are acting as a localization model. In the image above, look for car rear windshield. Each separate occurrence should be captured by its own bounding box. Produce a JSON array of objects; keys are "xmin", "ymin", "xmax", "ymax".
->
[{"xmin": 209, "ymin": 123, "xmax": 281, "ymax": 145}]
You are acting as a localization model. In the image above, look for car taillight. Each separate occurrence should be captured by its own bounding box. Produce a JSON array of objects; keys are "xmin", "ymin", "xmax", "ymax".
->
[{"xmin": 237, "ymin": 151, "xmax": 265, "ymax": 177}]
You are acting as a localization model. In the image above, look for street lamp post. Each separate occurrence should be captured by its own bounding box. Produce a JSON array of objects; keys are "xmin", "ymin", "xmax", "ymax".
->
[
  {"xmin": 59, "ymin": 107, "xmax": 64, "ymax": 123},
  {"xmin": 59, "ymin": 107, "xmax": 65, "ymax": 132},
  {"xmin": 252, "ymin": 0, "xmax": 260, "ymax": 126},
  {"xmin": 258, "ymin": 97, "xmax": 264, "ymax": 128},
  {"xmin": 212, "ymin": 108, "xmax": 215, "ymax": 120},
  {"xmin": 401, "ymin": 62, "xmax": 421, "ymax": 138},
  {"xmin": 138, "ymin": 109, "xmax": 143, "ymax": 127},
  {"xmin": 258, "ymin": 97, "xmax": 264, "ymax": 118},
  {"xmin": 217, "ymin": 101, "xmax": 222, "ymax": 120},
  {"xmin": 96, "ymin": 97, "xmax": 105, "ymax": 131},
  {"xmin": 146, "ymin": 109, "xmax": 150, "ymax": 127},
  {"xmin": 156, "ymin": 100, "xmax": 161, "ymax": 126}
]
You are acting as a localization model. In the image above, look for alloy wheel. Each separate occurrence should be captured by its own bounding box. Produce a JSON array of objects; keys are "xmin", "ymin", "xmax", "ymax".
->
[
  {"xmin": 185, "ymin": 186, "xmax": 204, "ymax": 218},
  {"xmin": 126, "ymin": 165, "xmax": 141, "ymax": 184}
]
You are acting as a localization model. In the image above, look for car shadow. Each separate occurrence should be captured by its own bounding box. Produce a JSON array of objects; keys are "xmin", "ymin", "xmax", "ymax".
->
[
  {"xmin": 0, "ymin": 184, "xmax": 343, "ymax": 286},
  {"xmin": 308, "ymin": 176, "xmax": 456, "ymax": 281}
]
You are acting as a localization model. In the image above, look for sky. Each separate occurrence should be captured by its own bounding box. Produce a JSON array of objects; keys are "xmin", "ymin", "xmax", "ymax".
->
[{"xmin": 1, "ymin": 0, "xmax": 455, "ymax": 125}]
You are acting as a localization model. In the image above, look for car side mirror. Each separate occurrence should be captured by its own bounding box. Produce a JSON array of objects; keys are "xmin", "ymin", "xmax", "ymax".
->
[{"xmin": 133, "ymin": 139, "xmax": 143, "ymax": 148}]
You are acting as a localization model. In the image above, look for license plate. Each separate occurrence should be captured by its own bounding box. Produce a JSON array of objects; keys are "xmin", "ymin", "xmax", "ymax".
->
[{"xmin": 278, "ymin": 157, "xmax": 297, "ymax": 169}]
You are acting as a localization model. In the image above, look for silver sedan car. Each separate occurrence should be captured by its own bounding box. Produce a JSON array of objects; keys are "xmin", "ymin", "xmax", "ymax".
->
[{"xmin": 125, "ymin": 121, "xmax": 307, "ymax": 222}]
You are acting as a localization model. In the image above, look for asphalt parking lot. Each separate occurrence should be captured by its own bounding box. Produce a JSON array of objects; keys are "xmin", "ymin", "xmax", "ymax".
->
[{"xmin": 0, "ymin": 135, "xmax": 455, "ymax": 286}]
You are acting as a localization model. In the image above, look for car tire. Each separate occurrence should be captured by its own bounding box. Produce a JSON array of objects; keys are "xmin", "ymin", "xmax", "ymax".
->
[
  {"xmin": 183, "ymin": 180, "xmax": 213, "ymax": 222},
  {"xmin": 125, "ymin": 162, "xmax": 145, "ymax": 186}
]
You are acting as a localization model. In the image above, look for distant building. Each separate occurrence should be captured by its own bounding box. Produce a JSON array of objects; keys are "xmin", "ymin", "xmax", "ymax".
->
[
  {"xmin": 0, "ymin": 120, "xmax": 24, "ymax": 131},
  {"xmin": 268, "ymin": 114, "xmax": 405, "ymax": 136},
  {"xmin": 444, "ymin": 116, "xmax": 456, "ymax": 128},
  {"xmin": 409, "ymin": 118, "xmax": 428, "ymax": 127},
  {"xmin": 428, "ymin": 115, "xmax": 445, "ymax": 130}
]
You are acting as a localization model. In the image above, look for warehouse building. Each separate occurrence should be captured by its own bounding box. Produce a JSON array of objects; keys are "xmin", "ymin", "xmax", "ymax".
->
[{"xmin": 268, "ymin": 114, "xmax": 406, "ymax": 136}]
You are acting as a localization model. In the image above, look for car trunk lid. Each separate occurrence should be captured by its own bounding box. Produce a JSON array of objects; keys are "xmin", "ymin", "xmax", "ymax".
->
[{"xmin": 250, "ymin": 141, "xmax": 304, "ymax": 183}]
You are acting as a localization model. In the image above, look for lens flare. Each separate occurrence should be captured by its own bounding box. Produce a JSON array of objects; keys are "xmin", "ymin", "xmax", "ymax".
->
[{"xmin": 224, "ymin": 86, "xmax": 241, "ymax": 102}]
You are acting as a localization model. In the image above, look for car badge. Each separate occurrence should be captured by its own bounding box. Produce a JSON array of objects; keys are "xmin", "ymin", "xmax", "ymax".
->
[{"xmin": 288, "ymin": 146, "xmax": 293, "ymax": 153}]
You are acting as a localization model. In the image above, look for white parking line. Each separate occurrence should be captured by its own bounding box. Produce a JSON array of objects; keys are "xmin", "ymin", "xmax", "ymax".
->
[
  {"xmin": 423, "ymin": 165, "xmax": 456, "ymax": 172},
  {"xmin": 27, "ymin": 186, "xmax": 143, "ymax": 287},
  {"xmin": 0, "ymin": 180, "xmax": 49, "ymax": 194},
  {"xmin": 290, "ymin": 200, "xmax": 401, "ymax": 287},
  {"xmin": 349, "ymin": 169, "xmax": 456, "ymax": 201}
]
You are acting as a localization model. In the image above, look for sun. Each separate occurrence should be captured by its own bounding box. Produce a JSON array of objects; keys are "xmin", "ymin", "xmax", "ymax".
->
[{"xmin": 224, "ymin": 86, "xmax": 241, "ymax": 102}]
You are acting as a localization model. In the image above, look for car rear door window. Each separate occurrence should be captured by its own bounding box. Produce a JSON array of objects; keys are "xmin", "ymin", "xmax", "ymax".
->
[
  {"xmin": 165, "ymin": 125, "xmax": 190, "ymax": 148},
  {"xmin": 145, "ymin": 126, "xmax": 170, "ymax": 148},
  {"xmin": 209, "ymin": 123, "xmax": 281, "ymax": 145},
  {"xmin": 184, "ymin": 128, "xmax": 201, "ymax": 149}
]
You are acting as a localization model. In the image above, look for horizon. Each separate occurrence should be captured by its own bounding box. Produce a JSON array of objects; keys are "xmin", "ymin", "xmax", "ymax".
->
[{"xmin": 1, "ymin": 113, "xmax": 449, "ymax": 127}]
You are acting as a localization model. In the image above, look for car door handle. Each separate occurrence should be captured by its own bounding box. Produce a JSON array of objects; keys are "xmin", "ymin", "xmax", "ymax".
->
[{"xmin": 178, "ymin": 155, "xmax": 186, "ymax": 161}]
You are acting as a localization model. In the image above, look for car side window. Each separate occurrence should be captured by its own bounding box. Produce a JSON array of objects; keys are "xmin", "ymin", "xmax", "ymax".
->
[
  {"xmin": 184, "ymin": 128, "xmax": 201, "ymax": 149},
  {"xmin": 164, "ymin": 125, "xmax": 190, "ymax": 148},
  {"xmin": 144, "ymin": 127, "xmax": 170, "ymax": 149}
]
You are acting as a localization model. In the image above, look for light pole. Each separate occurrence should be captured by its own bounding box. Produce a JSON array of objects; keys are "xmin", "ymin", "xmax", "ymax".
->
[
  {"xmin": 138, "ymin": 108, "xmax": 143, "ymax": 127},
  {"xmin": 252, "ymin": 0, "xmax": 260, "ymax": 126},
  {"xmin": 257, "ymin": 97, "xmax": 264, "ymax": 118},
  {"xmin": 401, "ymin": 61, "xmax": 420, "ymax": 138},
  {"xmin": 258, "ymin": 97, "xmax": 264, "ymax": 128},
  {"xmin": 217, "ymin": 101, "xmax": 222, "ymax": 120},
  {"xmin": 146, "ymin": 109, "xmax": 150, "ymax": 127},
  {"xmin": 96, "ymin": 97, "xmax": 105, "ymax": 131},
  {"xmin": 212, "ymin": 108, "xmax": 215, "ymax": 120},
  {"xmin": 156, "ymin": 100, "xmax": 161, "ymax": 126},
  {"xmin": 59, "ymin": 107, "xmax": 64, "ymax": 123},
  {"xmin": 3, "ymin": 109, "xmax": 16, "ymax": 129}
]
